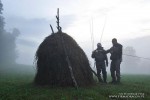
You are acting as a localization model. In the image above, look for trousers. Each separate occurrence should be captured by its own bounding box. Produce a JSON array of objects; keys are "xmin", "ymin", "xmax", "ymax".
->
[
  {"xmin": 110, "ymin": 59, "xmax": 121, "ymax": 82},
  {"xmin": 96, "ymin": 62, "xmax": 107, "ymax": 82}
]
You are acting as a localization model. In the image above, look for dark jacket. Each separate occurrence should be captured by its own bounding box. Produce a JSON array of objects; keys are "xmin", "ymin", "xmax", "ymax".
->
[
  {"xmin": 92, "ymin": 47, "xmax": 108, "ymax": 64},
  {"xmin": 106, "ymin": 43, "xmax": 122, "ymax": 60}
]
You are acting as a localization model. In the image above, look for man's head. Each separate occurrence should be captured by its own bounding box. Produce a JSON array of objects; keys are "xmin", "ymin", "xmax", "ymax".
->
[
  {"xmin": 112, "ymin": 38, "xmax": 117, "ymax": 45},
  {"xmin": 97, "ymin": 43, "xmax": 102, "ymax": 48}
]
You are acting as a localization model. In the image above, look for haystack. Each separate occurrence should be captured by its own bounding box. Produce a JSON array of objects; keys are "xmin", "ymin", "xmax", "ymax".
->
[{"xmin": 34, "ymin": 32, "xmax": 94, "ymax": 87}]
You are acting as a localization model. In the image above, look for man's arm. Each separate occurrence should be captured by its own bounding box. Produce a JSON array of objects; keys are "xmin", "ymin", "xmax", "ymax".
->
[
  {"xmin": 105, "ymin": 47, "xmax": 112, "ymax": 54},
  {"xmin": 105, "ymin": 49, "xmax": 110, "ymax": 54},
  {"xmin": 91, "ymin": 51, "xmax": 95, "ymax": 58}
]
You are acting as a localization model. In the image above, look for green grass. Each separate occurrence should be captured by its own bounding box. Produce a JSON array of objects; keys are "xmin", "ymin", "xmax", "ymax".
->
[{"xmin": 0, "ymin": 65, "xmax": 150, "ymax": 100}]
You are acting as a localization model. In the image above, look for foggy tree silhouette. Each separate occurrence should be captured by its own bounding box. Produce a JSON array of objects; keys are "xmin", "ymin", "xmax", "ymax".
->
[
  {"xmin": 0, "ymin": 0, "xmax": 20, "ymax": 66},
  {"xmin": 0, "ymin": 0, "xmax": 4, "ymax": 34},
  {"xmin": 123, "ymin": 46, "xmax": 140, "ymax": 70}
]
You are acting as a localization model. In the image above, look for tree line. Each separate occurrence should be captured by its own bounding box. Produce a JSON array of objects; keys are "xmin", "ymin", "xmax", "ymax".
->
[{"xmin": 0, "ymin": 0, "xmax": 20, "ymax": 65}]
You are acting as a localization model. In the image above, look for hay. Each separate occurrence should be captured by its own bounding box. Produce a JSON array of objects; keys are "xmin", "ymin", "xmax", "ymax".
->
[{"xmin": 34, "ymin": 32, "xmax": 94, "ymax": 87}]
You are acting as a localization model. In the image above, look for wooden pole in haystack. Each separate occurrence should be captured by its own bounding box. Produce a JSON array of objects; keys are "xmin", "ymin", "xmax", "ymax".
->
[
  {"xmin": 49, "ymin": 24, "xmax": 54, "ymax": 34},
  {"xmin": 56, "ymin": 8, "xmax": 61, "ymax": 32},
  {"xmin": 56, "ymin": 8, "xmax": 78, "ymax": 89}
]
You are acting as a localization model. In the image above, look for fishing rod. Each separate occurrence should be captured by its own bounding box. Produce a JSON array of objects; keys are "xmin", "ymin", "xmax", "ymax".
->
[
  {"xmin": 89, "ymin": 17, "xmax": 99, "ymax": 77},
  {"xmin": 90, "ymin": 17, "xmax": 94, "ymax": 51},
  {"xmin": 90, "ymin": 15, "xmax": 107, "ymax": 51},
  {"xmin": 90, "ymin": 15, "xmax": 150, "ymax": 62},
  {"xmin": 100, "ymin": 16, "xmax": 107, "ymax": 43},
  {"xmin": 90, "ymin": 16, "xmax": 107, "ymax": 69},
  {"xmin": 123, "ymin": 54, "xmax": 150, "ymax": 60}
]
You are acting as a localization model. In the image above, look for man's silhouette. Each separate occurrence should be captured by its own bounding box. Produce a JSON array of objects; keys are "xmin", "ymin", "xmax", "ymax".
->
[
  {"xmin": 92, "ymin": 43, "xmax": 108, "ymax": 83},
  {"xmin": 106, "ymin": 38, "xmax": 123, "ymax": 83}
]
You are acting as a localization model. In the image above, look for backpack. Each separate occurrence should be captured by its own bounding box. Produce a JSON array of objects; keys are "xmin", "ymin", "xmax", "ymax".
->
[{"xmin": 94, "ymin": 50, "xmax": 105, "ymax": 62}]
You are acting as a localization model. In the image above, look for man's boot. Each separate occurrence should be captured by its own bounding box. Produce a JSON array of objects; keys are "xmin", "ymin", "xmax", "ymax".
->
[
  {"xmin": 109, "ymin": 77, "xmax": 116, "ymax": 84},
  {"xmin": 103, "ymin": 75, "xmax": 107, "ymax": 83},
  {"xmin": 116, "ymin": 77, "xmax": 121, "ymax": 84},
  {"xmin": 110, "ymin": 70, "xmax": 116, "ymax": 84}
]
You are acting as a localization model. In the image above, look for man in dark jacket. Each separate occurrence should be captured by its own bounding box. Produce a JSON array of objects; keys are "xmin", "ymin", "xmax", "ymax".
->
[
  {"xmin": 92, "ymin": 43, "xmax": 108, "ymax": 83},
  {"xmin": 106, "ymin": 38, "xmax": 123, "ymax": 83}
]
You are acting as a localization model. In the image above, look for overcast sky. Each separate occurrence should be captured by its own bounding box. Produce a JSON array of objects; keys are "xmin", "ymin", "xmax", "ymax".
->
[{"xmin": 2, "ymin": 0, "xmax": 150, "ymax": 65}]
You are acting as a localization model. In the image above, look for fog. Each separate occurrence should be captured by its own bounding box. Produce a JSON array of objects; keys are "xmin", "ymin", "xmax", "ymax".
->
[
  {"xmin": 80, "ymin": 37, "xmax": 150, "ymax": 75},
  {"xmin": 1, "ymin": 0, "xmax": 150, "ymax": 75}
]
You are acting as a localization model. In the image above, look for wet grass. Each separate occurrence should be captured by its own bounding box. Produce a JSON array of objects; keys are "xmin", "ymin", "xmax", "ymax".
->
[{"xmin": 0, "ymin": 65, "xmax": 150, "ymax": 100}]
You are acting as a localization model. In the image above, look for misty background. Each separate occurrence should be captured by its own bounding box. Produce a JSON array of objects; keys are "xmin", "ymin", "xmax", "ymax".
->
[{"xmin": 0, "ymin": 0, "xmax": 150, "ymax": 75}]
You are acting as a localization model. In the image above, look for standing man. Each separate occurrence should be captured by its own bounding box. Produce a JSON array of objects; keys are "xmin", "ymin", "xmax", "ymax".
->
[
  {"xmin": 106, "ymin": 38, "xmax": 123, "ymax": 83},
  {"xmin": 92, "ymin": 43, "xmax": 108, "ymax": 83}
]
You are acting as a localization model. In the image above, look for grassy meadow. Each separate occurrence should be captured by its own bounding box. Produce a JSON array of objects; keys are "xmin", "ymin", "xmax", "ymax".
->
[{"xmin": 0, "ymin": 64, "xmax": 150, "ymax": 100}]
